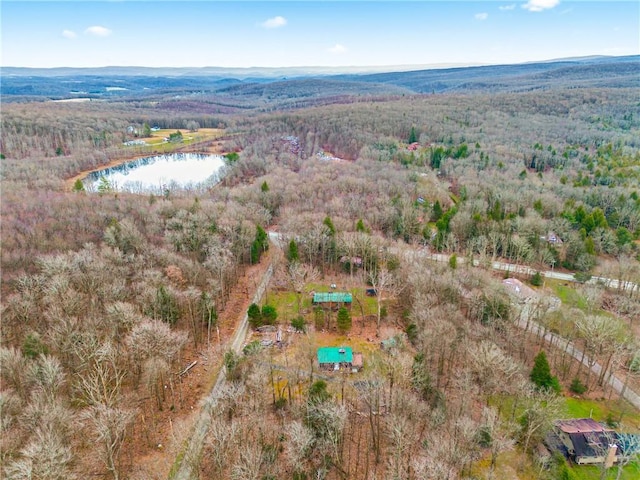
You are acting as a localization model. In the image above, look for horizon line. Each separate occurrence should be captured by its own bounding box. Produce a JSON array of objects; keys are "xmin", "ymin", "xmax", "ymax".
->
[{"xmin": 2, "ymin": 54, "xmax": 636, "ymax": 73}]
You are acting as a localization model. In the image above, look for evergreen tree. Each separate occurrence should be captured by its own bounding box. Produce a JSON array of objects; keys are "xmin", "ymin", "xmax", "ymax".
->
[
  {"xmin": 250, "ymin": 225, "xmax": 269, "ymax": 264},
  {"xmin": 156, "ymin": 285, "xmax": 180, "ymax": 325},
  {"xmin": 431, "ymin": 200, "xmax": 443, "ymax": 222},
  {"xmin": 97, "ymin": 176, "xmax": 112, "ymax": 194},
  {"xmin": 530, "ymin": 271, "xmax": 543, "ymax": 286},
  {"xmin": 336, "ymin": 307, "xmax": 352, "ymax": 333},
  {"xmin": 72, "ymin": 179, "xmax": 85, "ymax": 192},
  {"xmin": 248, "ymin": 303, "xmax": 262, "ymax": 328},
  {"xmin": 287, "ymin": 239, "xmax": 299, "ymax": 263},
  {"xmin": 408, "ymin": 126, "xmax": 418, "ymax": 144},
  {"xmin": 530, "ymin": 351, "xmax": 561, "ymax": 393},
  {"xmin": 261, "ymin": 180, "xmax": 270, "ymax": 192},
  {"xmin": 308, "ymin": 380, "xmax": 330, "ymax": 404},
  {"xmin": 323, "ymin": 216, "xmax": 336, "ymax": 236},
  {"xmin": 168, "ymin": 130, "xmax": 183, "ymax": 143},
  {"xmin": 261, "ymin": 304, "xmax": 278, "ymax": 325},
  {"xmin": 291, "ymin": 316, "xmax": 307, "ymax": 333}
]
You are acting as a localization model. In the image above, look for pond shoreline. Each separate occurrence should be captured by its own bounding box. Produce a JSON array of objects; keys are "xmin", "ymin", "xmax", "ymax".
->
[{"xmin": 65, "ymin": 139, "xmax": 228, "ymax": 191}]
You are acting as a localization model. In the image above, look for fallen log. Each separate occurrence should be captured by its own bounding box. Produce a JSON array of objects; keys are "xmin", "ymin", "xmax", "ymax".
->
[{"xmin": 179, "ymin": 360, "xmax": 198, "ymax": 377}]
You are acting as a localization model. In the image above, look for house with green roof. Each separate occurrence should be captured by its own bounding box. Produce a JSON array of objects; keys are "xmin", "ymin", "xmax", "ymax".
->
[
  {"xmin": 313, "ymin": 292, "xmax": 352, "ymax": 308},
  {"xmin": 317, "ymin": 346, "xmax": 353, "ymax": 371}
]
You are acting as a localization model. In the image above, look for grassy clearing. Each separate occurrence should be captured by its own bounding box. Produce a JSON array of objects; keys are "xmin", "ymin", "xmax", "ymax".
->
[
  {"xmin": 564, "ymin": 397, "xmax": 640, "ymax": 429},
  {"xmin": 121, "ymin": 128, "xmax": 225, "ymax": 154},
  {"xmin": 264, "ymin": 282, "xmax": 379, "ymax": 325},
  {"xmin": 468, "ymin": 441, "xmax": 640, "ymax": 480},
  {"xmin": 549, "ymin": 281, "xmax": 589, "ymax": 310},
  {"xmin": 568, "ymin": 462, "xmax": 640, "ymax": 480},
  {"xmin": 469, "ymin": 450, "xmax": 539, "ymax": 480},
  {"xmin": 489, "ymin": 395, "xmax": 640, "ymax": 431},
  {"xmin": 264, "ymin": 289, "xmax": 301, "ymax": 320}
]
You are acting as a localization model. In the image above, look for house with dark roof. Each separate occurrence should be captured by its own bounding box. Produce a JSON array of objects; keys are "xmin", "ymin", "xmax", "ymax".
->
[{"xmin": 554, "ymin": 419, "xmax": 620, "ymax": 465}]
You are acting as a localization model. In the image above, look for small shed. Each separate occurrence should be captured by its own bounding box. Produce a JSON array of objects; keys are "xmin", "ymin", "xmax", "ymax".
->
[
  {"xmin": 317, "ymin": 347, "xmax": 353, "ymax": 371},
  {"xmin": 381, "ymin": 336, "xmax": 401, "ymax": 353},
  {"xmin": 313, "ymin": 292, "xmax": 352, "ymax": 308},
  {"xmin": 352, "ymin": 353, "xmax": 364, "ymax": 372}
]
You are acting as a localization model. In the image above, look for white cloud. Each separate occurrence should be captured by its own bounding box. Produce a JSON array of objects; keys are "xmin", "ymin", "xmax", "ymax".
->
[
  {"xmin": 475, "ymin": 13, "xmax": 489, "ymax": 21},
  {"xmin": 499, "ymin": 4, "xmax": 516, "ymax": 11},
  {"xmin": 261, "ymin": 16, "xmax": 287, "ymax": 29},
  {"xmin": 522, "ymin": 0, "xmax": 560, "ymax": 12},
  {"xmin": 84, "ymin": 25, "xmax": 112, "ymax": 37},
  {"xmin": 328, "ymin": 44, "xmax": 347, "ymax": 54},
  {"xmin": 62, "ymin": 29, "xmax": 77, "ymax": 39}
]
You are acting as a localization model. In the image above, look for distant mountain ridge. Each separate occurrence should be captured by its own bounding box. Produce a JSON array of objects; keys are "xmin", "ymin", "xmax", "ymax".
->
[
  {"xmin": 1, "ymin": 55, "xmax": 633, "ymax": 78},
  {"xmin": 332, "ymin": 55, "xmax": 640, "ymax": 93},
  {"xmin": 1, "ymin": 55, "xmax": 637, "ymax": 103},
  {"xmin": 1, "ymin": 63, "xmax": 476, "ymax": 78}
]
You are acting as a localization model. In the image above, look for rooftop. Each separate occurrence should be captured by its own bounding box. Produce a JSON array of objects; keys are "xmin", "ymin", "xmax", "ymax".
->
[
  {"xmin": 502, "ymin": 278, "xmax": 537, "ymax": 300},
  {"xmin": 317, "ymin": 346, "xmax": 353, "ymax": 364},
  {"xmin": 313, "ymin": 292, "xmax": 353, "ymax": 303},
  {"xmin": 555, "ymin": 418, "xmax": 611, "ymax": 434}
]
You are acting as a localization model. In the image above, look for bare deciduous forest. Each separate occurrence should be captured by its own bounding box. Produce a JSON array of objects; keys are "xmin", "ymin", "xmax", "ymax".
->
[{"xmin": 1, "ymin": 58, "xmax": 639, "ymax": 480}]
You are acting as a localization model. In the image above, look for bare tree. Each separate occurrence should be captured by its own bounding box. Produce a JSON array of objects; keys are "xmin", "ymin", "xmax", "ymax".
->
[
  {"xmin": 286, "ymin": 261, "xmax": 320, "ymax": 313},
  {"xmin": 479, "ymin": 406, "xmax": 515, "ymax": 480},
  {"xmin": 518, "ymin": 388, "xmax": 565, "ymax": 452},
  {"xmin": 82, "ymin": 404, "xmax": 135, "ymax": 480},
  {"xmin": 468, "ymin": 341, "xmax": 522, "ymax": 401},
  {"xmin": 575, "ymin": 314, "xmax": 627, "ymax": 390},
  {"xmin": 385, "ymin": 411, "xmax": 419, "ymax": 479},
  {"xmin": 126, "ymin": 319, "xmax": 187, "ymax": 380},
  {"xmin": 206, "ymin": 416, "xmax": 241, "ymax": 476},
  {"xmin": 142, "ymin": 357, "xmax": 171, "ymax": 410},
  {"xmin": 231, "ymin": 442, "xmax": 263, "ymax": 480},
  {"xmin": 285, "ymin": 420, "xmax": 314, "ymax": 472},
  {"xmin": 3, "ymin": 425, "xmax": 75, "ymax": 480},
  {"xmin": 0, "ymin": 347, "xmax": 29, "ymax": 400},
  {"xmin": 74, "ymin": 342, "xmax": 126, "ymax": 408},
  {"xmin": 368, "ymin": 266, "xmax": 400, "ymax": 337},
  {"xmin": 615, "ymin": 431, "xmax": 640, "ymax": 480}
]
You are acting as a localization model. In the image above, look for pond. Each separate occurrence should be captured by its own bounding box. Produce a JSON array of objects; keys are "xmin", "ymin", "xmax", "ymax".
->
[{"xmin": 83, "ymin": 153, "xmax": 226, "ymax": 194}]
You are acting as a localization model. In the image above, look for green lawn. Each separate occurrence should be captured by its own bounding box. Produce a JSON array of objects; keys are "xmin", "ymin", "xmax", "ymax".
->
[
  {"xmin": 264, "ymin": 283, "xmax": 379, "ymax": 324},
  {"xmin": 549, "ymin": 281, "xmax": 589, "ymax": 310},
  {"xmin": 121, "ymin": 128, "xmax": 224, "ymax": 154},
  {"xmin": 564, "ymin": 397, "xmax": 640, "ymax": 430},
  {"xmin": 568, "ymin": 462, "xmax": 639, "ymax": 480}
]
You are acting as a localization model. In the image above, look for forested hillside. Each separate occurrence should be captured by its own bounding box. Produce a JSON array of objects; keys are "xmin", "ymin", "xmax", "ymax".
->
[{"xmin": 1, "ymin": 60, "xmax": 639, "ymax": 479}]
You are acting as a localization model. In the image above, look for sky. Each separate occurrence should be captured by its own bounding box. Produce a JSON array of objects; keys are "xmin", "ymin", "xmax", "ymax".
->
[{"xmin": 1, "ymin": 1, "xmax": 638, "ymax": 68}]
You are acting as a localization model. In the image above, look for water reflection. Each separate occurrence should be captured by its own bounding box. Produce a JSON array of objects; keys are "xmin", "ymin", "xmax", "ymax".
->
[{"xmin": 84, "ymin": 153, "xmax": 225, "ymax": 194}]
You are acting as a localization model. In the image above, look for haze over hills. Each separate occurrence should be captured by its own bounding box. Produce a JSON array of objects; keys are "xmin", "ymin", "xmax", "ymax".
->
[
  {"xmin": 1, "ymin": 55, "xmax": 638, "ymax": 103},
  {"xmin": 1, "ymin": 63, "xmax": 479, "ymax": 78}
]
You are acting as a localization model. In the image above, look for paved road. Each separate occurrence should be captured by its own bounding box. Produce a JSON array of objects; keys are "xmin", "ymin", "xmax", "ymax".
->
[
  {"xmin": 401, "ymin": 246, "xmax": 640, "ymax": 410},
  {"xmin": 517, "ymin": 300, "xmax": 640, "ymax": 410},
  {"xmin": 403, "ymin": 249, "xmax": 638, "ymax": 293},
  {"xmin": 171, "ymin": 263, "xmax": 274, "ymax": 480}
]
